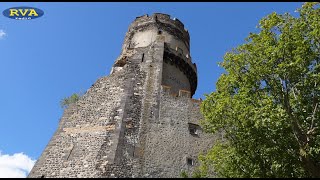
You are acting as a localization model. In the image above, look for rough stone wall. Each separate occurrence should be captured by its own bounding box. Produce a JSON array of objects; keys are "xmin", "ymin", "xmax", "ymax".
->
[
  {"xmin": 140, "ymin": 88, "xmax": 218, "ymax": 178},
  {"xmin": 162, "ymin": 61, "xmax": 191, "ymax": 95},
  {"xmin": 101, "ymin": 42, "xmax": 163, "ymax": 178},
  {"xmin": 28, "ymin": 13, "xmax": 218, "ymax": 178},
  {"xmin": 28, "ymin": 54, "xmax": 145, "ymax": 177}
]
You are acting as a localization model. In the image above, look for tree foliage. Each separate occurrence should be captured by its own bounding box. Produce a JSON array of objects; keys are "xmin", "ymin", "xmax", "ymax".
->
[
  {"xmin": 199, "ymin": 2, "xmax": 320, "ymax": 178},
  {"xmin": 60, "ymin": 92, "xmax": 82, "ymax": 109},
  {"xmin": 180, "ymin": 170, "xmax": 189, "ymax": 178}
]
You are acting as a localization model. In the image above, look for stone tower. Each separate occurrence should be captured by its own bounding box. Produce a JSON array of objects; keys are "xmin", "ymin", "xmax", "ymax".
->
[{"xmin": 28, "ymin": 13, "xmax": 217, "ymax": 178}]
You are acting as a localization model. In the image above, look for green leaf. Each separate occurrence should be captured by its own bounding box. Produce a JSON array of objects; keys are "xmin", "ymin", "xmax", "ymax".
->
[{"xmin": 197, "ymin": 2, "xmax": 320, "ymax": 178}]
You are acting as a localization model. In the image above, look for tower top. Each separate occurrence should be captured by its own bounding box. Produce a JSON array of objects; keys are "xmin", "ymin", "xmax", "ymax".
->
[
  {"xmin": 128, "ymin": 13, "xmax": 190, "ymax": 50},
  {"xmin": 116, "ymin": 13, "xmax": 197, "ymax": 96}
]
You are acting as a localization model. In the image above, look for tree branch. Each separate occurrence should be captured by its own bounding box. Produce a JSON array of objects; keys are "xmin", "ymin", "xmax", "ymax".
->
[{"xmin": 310, "ymin": 102, "xmax": 318, "ymax": 130}]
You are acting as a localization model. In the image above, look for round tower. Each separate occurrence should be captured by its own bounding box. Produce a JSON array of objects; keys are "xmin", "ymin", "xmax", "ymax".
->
[{"xmin": 120, "ymin": 13, "xmax": 198, "ymax": 97}]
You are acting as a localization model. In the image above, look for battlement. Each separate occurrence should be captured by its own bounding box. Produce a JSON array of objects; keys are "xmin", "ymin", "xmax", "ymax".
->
[
  {"xmin": 191, "ymin": 98, "xmax": 202, "ymax": 105},
  {"xmin": 164, "ymin": 43, "xmax": 197, "ymax": 73},
  {"xmin": 134, "ymin": 13, "xmax": 188, "ymax": 32},
  {"xmin": 161, "ymin": 85, "xmax": 202, "ymax": 108},
  {"xmin": 161, "ymin": 85, "xmax": 201, "ymax": 102},
  {"xmin": 128, "ymin": 13, "xmax": 190, "ymax": 48},
  {"xmin": 161, "ymin": 84, "xmax": 189, "ymax": 97}
]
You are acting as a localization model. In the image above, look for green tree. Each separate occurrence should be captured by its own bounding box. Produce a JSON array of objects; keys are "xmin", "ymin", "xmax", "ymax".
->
[
  {"xmin": 60, "ymin": 92, "xmax": 82, "ymax": 109},
  {"xmin": 199, "ymin": 2, "xmax": 320, "ymax": 178}
]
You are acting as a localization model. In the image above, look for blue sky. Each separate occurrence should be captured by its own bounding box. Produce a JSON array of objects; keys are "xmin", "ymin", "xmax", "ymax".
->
[{"xmin": 0, "ymin": 2, "xmax": 303, "ymax": 177}]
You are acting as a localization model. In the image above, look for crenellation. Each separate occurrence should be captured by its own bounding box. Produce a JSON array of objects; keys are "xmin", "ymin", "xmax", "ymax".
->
[
  {"xmin": 161, "ymin": 85, "xmax": 193, "ymax": 98},
  {"xmin": 153, "ymin": 13, "xmax": 170, "ymax": 20},
  {"xmin": 172, "ymin": 17, "xmax": 185, "ymax": 30},
  {"xmin": 164, "ymin": 43, "xmax": 196, "ymax": 73},
  {"xmin": 135, "ymin": 14, "xmax": 149, "ymax": 20},
  {"xmin": 126, "ymin": 13, "xmax": 190, "ymax": 51},
  {"xmin": 191, "ymin": 98, "xmax": 202, "ymax": 105}
]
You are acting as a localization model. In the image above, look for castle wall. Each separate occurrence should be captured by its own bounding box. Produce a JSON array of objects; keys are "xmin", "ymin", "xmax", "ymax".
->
[
  {"xmin": 28, "ymin": 13, "xmax": 217, "ymax": 178},
  {"xmin": 139, "ymin": 89, "xmax": 217, "ymax": 177},
  {"xmin": 130, "ymin": 29, "xmax": 158, "ymax": 48},
  {"xmin": 101, "ymin": 52, "xmax": 147, "ymax": 178},
  {"xmin": 131, "ymin": 29, "xmax": 189, "ymax": 57},
  {"xmin": 28, "ymin": 67, "xmax": 135, "ymax": 177},
  {"xmin": 122, "ymin": 13, "xmax": 190, "ymax": 58},
  {"xmin": 162, "ymin": 60, "xmax": 191, "ymax": 95},
  {"xmin": 162, "ymin": 31, "xmax": 189, "ymax": 57}
]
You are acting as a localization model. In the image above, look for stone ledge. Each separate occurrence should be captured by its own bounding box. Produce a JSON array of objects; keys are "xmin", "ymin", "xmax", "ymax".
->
[{"xmin": 63, "ymin": 124, "xmax": 115, "ymax": 134}]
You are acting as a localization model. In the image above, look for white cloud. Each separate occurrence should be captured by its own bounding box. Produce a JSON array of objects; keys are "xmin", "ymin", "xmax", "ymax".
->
[
  {"xmin": 0, "ymin": 151, "xmax": 36, "ymax": 178},
  {"xmin": 0, "ymin": 29, "xmax": 6, "ymax": 39}
]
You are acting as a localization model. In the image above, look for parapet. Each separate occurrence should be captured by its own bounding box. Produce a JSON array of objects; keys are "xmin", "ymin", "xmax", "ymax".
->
[
  {"xmin": 163, "ymin": 43, "xmax": 197, "ymax": 96},
  {"xmin": 161, "ymin": 85, "xmax": 196, "ymax": 100},
  {"xmin": 161, "ymin": 85, "xmax": 202, "ymax": 106},
  {"xmin": 128, "ymin": 13, "xmax": 190, "ymax": 48},
  {"xmin": 191, "ymin": 98, "xmax": 202, "ymax": 105},
  {"xmin": 153, "ymin": 13, "xmax": 171, "ymax": 21},
  {"xmin": 164, "ymin": 43, "xmax": 197, "ymax": 73},
  {"xmin": 134, "ymin": 13, "xmax": 185, "ymax": 31},
  {"xmin": 161, "ymin": 85, "xmax": 190, "ymax": 98}
]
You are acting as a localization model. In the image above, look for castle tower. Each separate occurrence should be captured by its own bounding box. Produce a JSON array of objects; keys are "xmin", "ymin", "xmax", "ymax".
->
[{"xmin": 28, "ymin": 13, "xmax": 217, "ymax": 178}]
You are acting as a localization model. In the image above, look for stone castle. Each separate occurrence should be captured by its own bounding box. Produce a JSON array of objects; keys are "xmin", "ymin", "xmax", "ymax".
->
[{"xmin": 28, "ymin": 13, "xmax": 218, "ymax": 178}]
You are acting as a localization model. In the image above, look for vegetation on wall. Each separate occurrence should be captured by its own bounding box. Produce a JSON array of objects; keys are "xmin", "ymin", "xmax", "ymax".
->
[
  {"xmin": 60, "ymin": 92, "xmax": 83, "ymax": 109},
  {"xmin": 198, "ymin": 2, "xmax": 320, "ymax": 178}
]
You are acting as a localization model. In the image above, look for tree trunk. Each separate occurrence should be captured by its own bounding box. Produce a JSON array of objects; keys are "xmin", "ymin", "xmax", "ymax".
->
[{"xmin": 301, "ymin": 155, "xmax": 320, "ymax": 178}]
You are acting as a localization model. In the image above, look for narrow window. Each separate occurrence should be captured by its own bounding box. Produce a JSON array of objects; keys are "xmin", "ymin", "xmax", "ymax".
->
[
  {"xmin": 40, "ymin": 175, "xmax": 45, "ymax": 178},
  {"xmin": 186, "ymin": 157, "xmax": 194, "ymax": 166},
  {"xmin": 142, "ymin": 53, "xmax": 144, "ymax": 62},
  {"xmin": 158, "ymin": 30, "xmax": 162, "ymax": 35},
  {"xmin": 66, "ymin": 144, "xmax": 75, "ymax": 160}
]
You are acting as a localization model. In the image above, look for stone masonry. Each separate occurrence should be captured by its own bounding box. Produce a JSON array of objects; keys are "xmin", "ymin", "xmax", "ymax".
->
[{"xmin": 28, "ymin": 13, "xmax": 218, "ymax": 178}]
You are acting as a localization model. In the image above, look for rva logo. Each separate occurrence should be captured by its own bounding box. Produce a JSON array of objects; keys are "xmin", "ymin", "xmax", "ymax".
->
[{"xmin": 2, "ymin": 7, "xmax": 44, "ymax": 20}]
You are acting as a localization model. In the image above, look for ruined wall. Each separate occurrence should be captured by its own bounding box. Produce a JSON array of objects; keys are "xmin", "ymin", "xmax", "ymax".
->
[
  {"xmin": 28, "ymin": 49, "xmax": 149, "ymax": 178},
  {"xmin": 28, "ymin": 70, "xmax": 128, "ymax": 177},
  {"xmin": 29, "ymin": 13, "xmax": 218, "ymax": 178},
  {"xmin": 140, "ymin": 87, "xmax": 218, "ymax": 178},
  {"xmin": 162, "ymin": 61, "xmax": 191, "ymax": 95}
]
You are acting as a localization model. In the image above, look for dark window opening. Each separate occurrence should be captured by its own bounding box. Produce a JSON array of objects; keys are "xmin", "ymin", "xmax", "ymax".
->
[
  {"xmin": 40, "ymin": 175, "xmax": 45, "ymax": 178},
  {"xmin": 142, "ymin": 53, "xmax": 144, "ymax": 62},
  {"xmin": 158, "ymin": 30, "xmax": 162, "ymax": 35},
  {"xmin": 188, "ymin": 123, "xmax": 200, "ymax": 136},
  {"xmin": 190, "ymin": 128, "xmax": 196, "ymax": 135},
  {"xmin": 187, "ymin": 157, "xmax": 194, "ymax": 166}
]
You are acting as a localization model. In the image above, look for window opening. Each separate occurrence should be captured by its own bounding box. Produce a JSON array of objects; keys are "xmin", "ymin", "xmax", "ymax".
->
[{"xmin": 186, "ymin": 157, "xmax": 194, "ymax": 166}]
